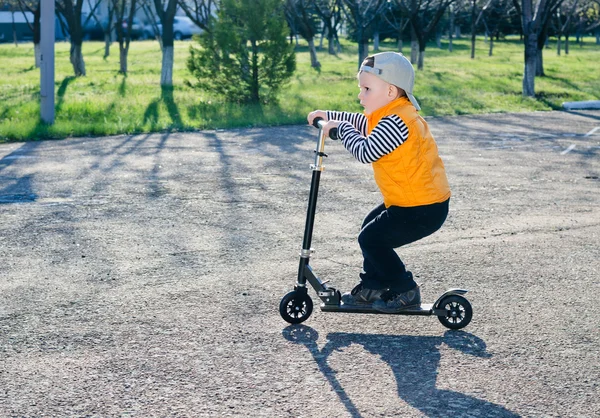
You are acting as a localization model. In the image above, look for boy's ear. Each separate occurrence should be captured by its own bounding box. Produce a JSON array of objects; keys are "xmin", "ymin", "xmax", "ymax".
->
[{"xmin": 389, "ymin": 85, "xmax": 401, "ymax": 99}]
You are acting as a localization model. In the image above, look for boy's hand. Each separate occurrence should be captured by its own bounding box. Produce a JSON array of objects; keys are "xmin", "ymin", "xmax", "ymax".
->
[
  {"xmin": 307, "ymin": 110, "xmax": 328, "ymax": 126},
  {"xmin": 322, "ymin": 120, "xmax": 341, "ymax": 139}
]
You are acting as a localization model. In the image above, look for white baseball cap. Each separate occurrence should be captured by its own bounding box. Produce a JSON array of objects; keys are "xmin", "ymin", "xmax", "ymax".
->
[{"xmin": 359, "ymin": 52, "xmax": 421, "ymax": 111}]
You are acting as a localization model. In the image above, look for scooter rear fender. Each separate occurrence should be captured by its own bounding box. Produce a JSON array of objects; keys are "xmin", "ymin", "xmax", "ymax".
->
[{"xmin": 433, "ymin": 288, "xmax": 469, "ymax": 308}]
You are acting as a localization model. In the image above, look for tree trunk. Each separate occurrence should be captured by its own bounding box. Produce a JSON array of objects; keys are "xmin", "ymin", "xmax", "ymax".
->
[
  {"xmin": 448, "ymin": 10, "xmax": 454, "ymax": 53},
  {"xmin": 328, "ymin": 32, "xmax": 335, "ymax": 54},
  {"xmin": 373, "ymin": 31, "xmax": 379, "ymax": 51},
  {"xmin": 523, "ymin": 38, "xmax": 536, "ymax": 97},
  {"xmin": 12, "ymin": 11, "xmax": 18, "ymax": 46},
  {"xmin": 489, "ymin": 37, "xmax": 493, "ymax": 56},
  {"xmin": 536, "ymin": 48, "xmax": 545, "ymax": 76},
  {"xmin": 557, "ymin": 35, "xmax": 562, "ymax": 55},
  {"xmin": 70, "ymin": 43, "xmax": 86, "ymax": 76},
  {"xmin": 250, "ymin": 39, "xmax": 259, "ymax": 103},
  {"xmin": 410, "ymin": 26, "xmax": 418, "ymax": 64},
  {"xmin": 470, "ymin": 0, "xmax": 476, "ymax": 59},
  {"xmin": 397, "ymin": 38, "xmax": 403, "ymax": 53},
  {"xmin": 357, "ymin": 29, "xmax": 368, "ymax": 68},
  {"xmin": 417, "ymin": 48, "xmax": 425, "ymax": 70},
  {"xmin": 119, "ymin": 43, "xmax": 129, "ymax": 74},
  {"xmin": 308, "ymin": 38, "xmax": 320, "ymax": 69},
  {"xmin": 565, "ymin": 35, "xmax": 569, "ymax": 54},
  {"xmin": 33, "ymin": 6, "xmax": 41, "ymax": 65},
  {"xmin": 104, "ymin": 33, "xmax": 111, "ymax": 58},
  {"xmin": 161, "ymin": 46, "xmax": 174, "ymax": 86},
  {"xmin": 35, "ymin": 43, "xmax": 41, "ymax": 68}
]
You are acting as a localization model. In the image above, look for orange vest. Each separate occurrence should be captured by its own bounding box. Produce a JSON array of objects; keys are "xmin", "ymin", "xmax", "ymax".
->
[{"xmin": 367, "ymin": 97, "xmax": 451, "ymax": 208}]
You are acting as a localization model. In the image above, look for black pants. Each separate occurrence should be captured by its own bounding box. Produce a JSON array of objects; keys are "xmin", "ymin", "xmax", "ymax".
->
[{"xmin": 358, "ymin": 199, "xmax": 449, "ymax": 292}]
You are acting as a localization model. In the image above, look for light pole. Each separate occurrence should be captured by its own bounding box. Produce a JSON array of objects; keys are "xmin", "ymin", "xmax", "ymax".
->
[{"xmin": 40, "ymin": 0, "xmax": 55, "ymax": 124}]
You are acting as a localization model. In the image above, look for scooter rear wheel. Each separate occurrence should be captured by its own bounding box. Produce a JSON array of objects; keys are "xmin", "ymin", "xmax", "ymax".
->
[
  {"xmin": 279, "ymin": 290, "xmax": 313, "ymax": 324},
  {"xmin": 437, "ymin": 295, "xmax": 473, "ymax": 330}
]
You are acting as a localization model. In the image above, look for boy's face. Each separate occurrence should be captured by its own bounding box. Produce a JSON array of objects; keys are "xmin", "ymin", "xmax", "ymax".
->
[{"xmin": 357, "ymin": 71, "xmax": 398, "ymax": 115}]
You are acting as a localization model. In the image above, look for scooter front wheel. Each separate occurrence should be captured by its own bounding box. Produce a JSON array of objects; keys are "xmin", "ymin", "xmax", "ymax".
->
[
  {"xmin": 279, "ymin": 290, "xmax": 313, "ymax": 324},
  {"xmin": 437, "ymin": 295, "xmax": 473, "ymax": 330}
]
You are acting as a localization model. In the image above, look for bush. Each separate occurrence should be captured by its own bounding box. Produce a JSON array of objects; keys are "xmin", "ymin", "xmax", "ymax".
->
[{"xmin": 187, "ymin": 0, "xmax": 296, "ymax": 104}]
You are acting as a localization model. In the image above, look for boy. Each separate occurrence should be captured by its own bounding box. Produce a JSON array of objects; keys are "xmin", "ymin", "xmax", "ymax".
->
[{"xmin": 307, "ymin": 52, "xmax": 450, "ymax": 313}]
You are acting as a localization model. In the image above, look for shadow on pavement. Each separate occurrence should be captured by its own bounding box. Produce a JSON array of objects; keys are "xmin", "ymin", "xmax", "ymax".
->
[
  {"xmin": 282, "ymin": 325, "xmax": 521, "ymax": 418},
  {"xmin": 0, "ymin": 142, "xmax": 41, "ymax": 204}
]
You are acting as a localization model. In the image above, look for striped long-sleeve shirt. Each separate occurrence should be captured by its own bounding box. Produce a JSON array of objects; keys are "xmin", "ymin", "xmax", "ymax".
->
[{"xmin": 326, "ymin": 111, "xmax": 409, "ymax": 164}]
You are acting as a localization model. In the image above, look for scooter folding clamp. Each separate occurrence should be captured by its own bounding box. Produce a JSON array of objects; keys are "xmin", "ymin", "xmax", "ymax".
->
[
  {"xmin": 310, "ymin": 164, "xmax": 325, "ymax": 172},
  {"xmin": 300, "ymin": 248, "xmax": 315, "ymax": 258}
]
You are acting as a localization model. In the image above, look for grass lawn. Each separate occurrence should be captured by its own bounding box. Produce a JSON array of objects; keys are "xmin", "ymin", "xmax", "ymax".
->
[{"xmin": 0, "ymin": 36, "xmax": 599, "ymax": 142}]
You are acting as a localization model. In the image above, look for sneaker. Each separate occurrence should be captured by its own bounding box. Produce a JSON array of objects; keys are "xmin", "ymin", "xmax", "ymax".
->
[
  {"xmin": 341, "ymin": 283, "xmax": 386, "ymax": 306},
  {"xmin": 372, "ymin": 285, "xmax": 421, "ymax": 313}
]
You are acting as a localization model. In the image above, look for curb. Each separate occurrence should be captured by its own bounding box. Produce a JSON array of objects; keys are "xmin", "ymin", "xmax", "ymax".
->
[{"xmin": 562, "ymin": 100, "xmax": 600, "ymax": 110}]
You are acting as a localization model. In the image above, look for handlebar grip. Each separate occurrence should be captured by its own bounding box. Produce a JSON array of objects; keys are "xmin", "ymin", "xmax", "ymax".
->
[{"xmin": 312, "ymin": 117, "xmax": 339, "ymax": 140}]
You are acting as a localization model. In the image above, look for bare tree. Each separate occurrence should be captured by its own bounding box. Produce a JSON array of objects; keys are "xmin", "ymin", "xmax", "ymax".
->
[
  {"xmin": 153, "ymin": 0, "xmax": 178, "ymax": 86},
  {"xmin": 178, "ymin": 0, "xmax": 215, "ymax": 32},
  {"xmin": 512, "ymin": 0, "xmax": 565, "ymax": 96},
  {"xmin": 554, "ymin": 0, "xmax": 580, "ymax": 55},
  {"xmin": 341, "ymin": 0, "xmax": 388, "ymax": 68},
  {"xmin": 111, "ymin": 0, "xmax": 138, "ymax": 74},
  {"xmin": 13, "ymin": 0, "xmax": 41, "ymax": 65},
  {"xmin": 87, "ymin": 0, "xmax": 115, "ymax": 58},
  {"xmin": 284, "ymin": 0, "xmax": 321, "ymax": 68},
  {"xmin": 382, "ymin": 1, "xmax": 411, "ymax": 52},
  {"xmin": 56, "ymin": 0, "xmax": 102, "ymax": 76},
  {"xmin": 312, "ymin": 0, "xmax": 343, "ymax": 54},
  {"xmin": 140, "ymin": 0, "xmax": 162, "ymax": 48},
  {"xmin": 394, "ymin": 0, "xmax": 456, "ymax": 70}
]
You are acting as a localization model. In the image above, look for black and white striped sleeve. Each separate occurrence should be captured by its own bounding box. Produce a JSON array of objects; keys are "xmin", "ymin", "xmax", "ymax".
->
[
  {"xmin": 326, "ymin": 111, "xmax": 367, "ymax": 136},
  {"xmin": 337, "ymin": 114, "xmax": 409, "ymax": 164}
]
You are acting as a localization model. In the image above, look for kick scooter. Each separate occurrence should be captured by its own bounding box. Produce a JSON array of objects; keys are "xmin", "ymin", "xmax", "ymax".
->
[{"xmin": 279, "ymin": 119, "xmax": 473, "ymax": 330}]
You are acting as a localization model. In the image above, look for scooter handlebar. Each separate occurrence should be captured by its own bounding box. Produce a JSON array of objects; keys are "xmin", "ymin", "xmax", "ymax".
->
[{"xmin": 312, "ymin": 117, "xmax": 339, "ymax": 140}]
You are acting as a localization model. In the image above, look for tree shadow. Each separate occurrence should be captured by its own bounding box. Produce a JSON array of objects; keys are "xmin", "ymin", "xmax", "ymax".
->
[
  {"xmin": 142, "ymin": 86, "xmax": 183, "ymax": 130},
  {"xmin": 56, "ymin": 76, "xmax": 77, "ymax": 112},
  {"xmin": 564, "ymin": 110, "xmax": 600, "ymax": 122},
  {"xmin": 118, "ymin": 74, "xmax": 127, "ymax": 97},
  {"xmin": 160, "ymin": 86, "xmax": 183, "ymax": 127},
  {"xmin": 0, "ymin": 143, "xmax": 44, "ymax": 204},
  {"xmin": 282, "ymin": 325, "xmax": 521, "ymax": 418},
  {"xmin": 19, "ymin": 65, "xmax": 35, "ymax": 73}
]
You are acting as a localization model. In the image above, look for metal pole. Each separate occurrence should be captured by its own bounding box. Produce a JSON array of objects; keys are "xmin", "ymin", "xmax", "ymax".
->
[{"xmin": 40, "ymin": 0, "xmax": 55, "ymax": 124}]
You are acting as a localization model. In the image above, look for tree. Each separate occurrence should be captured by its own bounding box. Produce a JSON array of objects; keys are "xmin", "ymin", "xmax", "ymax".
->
[
  {"xmin": 152, "ymin": 0, "xmax": 178, "ymax": 86},
  {"xmin": 56, "ymin": 0, "xmax": 102, "ymax": 76},
  {"xmin": 312, "ymin": 0, "xmax": 343, "ymax": 54},
  {"xmin": 187, "ymin": 0, "xmax": 296, "ymax": 104},
  {"xmin": 342, "ymin": 0, "xmax": 388, "ymax": 68},
  {"xmin": 178, "ymin": 0, "xmax": 216, "ymax": 32},
  {"xmin": 12, "ymin": 0, "xmax": 41, "ymax": 66},
  {"xmin": 512, "ymin": 0, "xmax": 565, "ymax": 96},
  {"xmin": 394, "ymin": 0, "xmax": 457, "ymax": 70},
  {"xmin": 112, "ymin": 0, "xmax": 138, "ymax": 74},
  {"xmin": 382, "ymin": 1, "xmax": 411, "ymax": 52},
  {"xmin": 88, "ymin": 0, "xmax": 116, "ymax": 58},
  {"xmin": 284, "ymin": 0, "xmax": 321, "ymax": 68},
  {"xmin": 554, "ymin": 0, "xmax": 580, "ymax": 55}
]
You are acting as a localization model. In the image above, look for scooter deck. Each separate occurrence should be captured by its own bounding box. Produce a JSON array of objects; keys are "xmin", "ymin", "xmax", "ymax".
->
[{"xmin": 321, "ymin": 303, "xmax": 439, "ymax": 316}]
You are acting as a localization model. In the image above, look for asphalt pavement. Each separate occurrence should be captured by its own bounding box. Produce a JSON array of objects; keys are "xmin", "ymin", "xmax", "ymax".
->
[{"xmin": 1, "ymin": 110, "xmax": 599, "ymax": 417}]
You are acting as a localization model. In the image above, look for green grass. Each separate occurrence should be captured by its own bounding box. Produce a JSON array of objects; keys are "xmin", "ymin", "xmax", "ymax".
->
[{"xmin": 0, "ymin": 36, "xmax": 599, "ymax": 141}]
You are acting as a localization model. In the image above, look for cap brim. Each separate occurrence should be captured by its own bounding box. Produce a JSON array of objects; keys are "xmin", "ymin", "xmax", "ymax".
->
[{"xmin": 407, "ymin": 93, "xmax": 421, "ymax": 111}]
